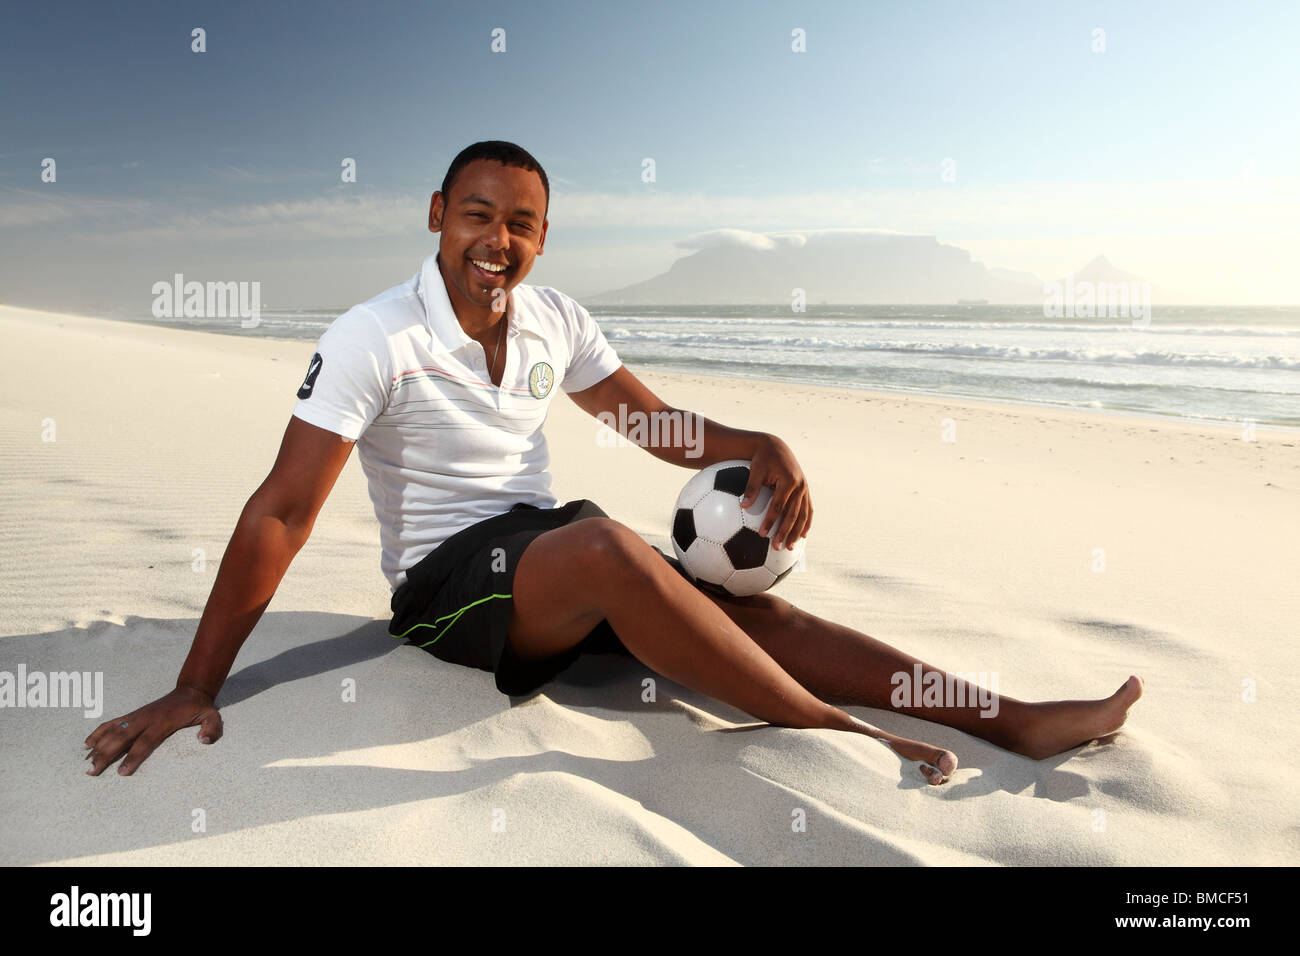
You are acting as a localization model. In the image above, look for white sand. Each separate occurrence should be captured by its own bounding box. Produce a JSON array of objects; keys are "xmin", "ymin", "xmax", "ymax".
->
[{"xmin": 2, "ymin": 304, "xmax": 1297, "ymax": 865}]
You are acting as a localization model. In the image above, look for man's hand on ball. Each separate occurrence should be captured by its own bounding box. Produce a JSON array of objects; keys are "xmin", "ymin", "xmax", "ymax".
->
[{"xmin": 738, "ymin": 434, "xmax": 811, "ymax": 550}]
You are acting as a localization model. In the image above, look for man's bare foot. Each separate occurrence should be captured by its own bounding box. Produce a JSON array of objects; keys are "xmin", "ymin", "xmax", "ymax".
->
[
  {"xmin": 896, "ymin": 738, "xmax": 959, "ymax": 786},
  {"xmin": 848, "ymin": 714, "xmax": 959, "ymax": 786},
  {"xmin": 1014, "ymin": 675, "xmax": 1145, "ymax": 760}
]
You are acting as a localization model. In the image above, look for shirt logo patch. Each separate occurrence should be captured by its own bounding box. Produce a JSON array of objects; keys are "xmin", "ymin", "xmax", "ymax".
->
[
  {"xmin": 528, "ymin": 361, "xmax": 554, "ymax": 399},
  {"xmin": 297, "ymin": 352, "xmax": 323, "ymax": 399}
]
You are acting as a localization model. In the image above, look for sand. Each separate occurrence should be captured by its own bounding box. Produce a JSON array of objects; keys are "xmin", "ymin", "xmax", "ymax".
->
[{"xmin": 1, "ymin": 303, "xmax": 1296, "ymax": 866}]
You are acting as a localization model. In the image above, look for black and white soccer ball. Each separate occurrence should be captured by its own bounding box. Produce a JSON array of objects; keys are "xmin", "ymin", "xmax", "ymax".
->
[{"xmin": 670, "ymin": 459, "xmax": 804, "ymax": 597}]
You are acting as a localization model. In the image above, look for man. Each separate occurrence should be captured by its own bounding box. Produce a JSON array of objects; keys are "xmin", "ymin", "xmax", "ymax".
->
[{"xmin": 84, "ymin": 142, "xmax": 1143, "ymax": 784}]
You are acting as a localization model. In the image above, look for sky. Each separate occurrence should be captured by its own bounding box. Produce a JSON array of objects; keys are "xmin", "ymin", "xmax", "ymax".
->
[{"xmin": 2, "ymin": 0, "xmax": 1297, "ymax": 313}]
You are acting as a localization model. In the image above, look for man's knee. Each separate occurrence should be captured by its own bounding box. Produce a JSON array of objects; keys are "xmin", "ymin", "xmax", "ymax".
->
[{"xmin": 567, "ymin": 517, "xmax": 652, "ymax": 571}]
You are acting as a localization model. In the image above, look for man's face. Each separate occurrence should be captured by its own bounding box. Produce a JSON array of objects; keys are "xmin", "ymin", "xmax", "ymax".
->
[{"xmin": 428, "ymin": 159, "xmax": 548, "ymax": 315}]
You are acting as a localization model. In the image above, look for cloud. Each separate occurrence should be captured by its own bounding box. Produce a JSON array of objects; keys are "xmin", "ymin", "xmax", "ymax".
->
[
  {"xmin": 547, "ymin": 178, "xmax": 1298, "ymax": 238},
  {"xmin": 76, "ymin": 193, "xmax": 422, "ymax": 243},
  {"xmin": 675, "ymin": 227, "xmax": 917, "ymax": 251},
  {"xmin": 5, "ymin": 174, "xmax": 1296, "ymax": 302},
  {"xmin": 675, "ymin": 229, "xmax": 788, "ymax": 251},
  {"xmin": 0, "ymin": 188, "xmax": 423, "ymax": 242},
  {"xmin": 0, "ymin": 188, "xmax": 153, "ymax": 228}
]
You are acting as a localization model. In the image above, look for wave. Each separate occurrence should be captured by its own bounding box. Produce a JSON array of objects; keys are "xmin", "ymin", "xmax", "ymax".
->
[
  {"xmin": 604, "ymin": 329, "xmax": 1300, "ymax": 369},
  {"xmin": 867, "ymin": 342, "xmax": 1300, "ymax": 370},
  {"xmin": 598, "ymin": 316, "xmax": 1299, "ymax": 336}
]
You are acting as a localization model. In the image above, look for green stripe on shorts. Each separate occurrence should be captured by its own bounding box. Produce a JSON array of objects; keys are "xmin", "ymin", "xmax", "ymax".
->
[{"xmin": 389, "ymin": 592, "xmax": 512, "ymax": 647}]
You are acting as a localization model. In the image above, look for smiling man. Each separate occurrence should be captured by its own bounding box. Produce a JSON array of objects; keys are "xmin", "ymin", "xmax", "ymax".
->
[{"xmin": 83, "ymin": 141, "xmax": 1143, "ymax": 784}]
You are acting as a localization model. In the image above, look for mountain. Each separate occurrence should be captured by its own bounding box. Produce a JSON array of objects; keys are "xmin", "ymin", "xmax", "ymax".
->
[
  {"xmin": 1045, "ymin": 255, "xmax": 1169, "ymax": 308},
  {"xmin": 585, "ymin": 230, "xmax": 1047, "ymax": 305},
  {"xmin": 1053, "ymin": 255, "xmax": 1142, "ymax": 286}
]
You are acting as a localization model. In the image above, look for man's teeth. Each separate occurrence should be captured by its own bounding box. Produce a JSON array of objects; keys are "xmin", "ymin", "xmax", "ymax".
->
[{"xmin": 472, "ymin": 259, "xmax": 506, "ymax": 273}]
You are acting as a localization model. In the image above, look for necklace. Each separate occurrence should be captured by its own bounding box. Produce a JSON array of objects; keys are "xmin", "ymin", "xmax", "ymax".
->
[{"xmin": 488, "ymin": 317, "xmax": 505, "ymax": 382}]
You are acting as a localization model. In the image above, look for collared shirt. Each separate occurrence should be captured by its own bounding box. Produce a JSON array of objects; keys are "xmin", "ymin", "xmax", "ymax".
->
[{"xmin": 291, "ymin": 252, "xmax": 623, "ymax": 592}]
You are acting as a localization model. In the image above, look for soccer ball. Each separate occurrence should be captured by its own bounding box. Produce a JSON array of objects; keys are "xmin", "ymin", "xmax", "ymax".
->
[{"xmin": 670, "ymin": 459, "xmax": 805, "ymax": 597}]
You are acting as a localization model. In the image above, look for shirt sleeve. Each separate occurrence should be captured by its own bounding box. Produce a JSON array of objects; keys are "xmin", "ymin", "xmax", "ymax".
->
[
  {"xmin": 290, "ymin": 307, "xmax": 391, "ymax": 441},
  {"xmin": 562, "ymin": 298, "xmax": 623, "ymax": 393}
]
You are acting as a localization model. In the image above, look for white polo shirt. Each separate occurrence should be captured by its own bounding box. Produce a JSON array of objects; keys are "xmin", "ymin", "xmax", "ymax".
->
[{"xmin": 291, "ymin": 252, "xmax": 623, "ymax": 593}]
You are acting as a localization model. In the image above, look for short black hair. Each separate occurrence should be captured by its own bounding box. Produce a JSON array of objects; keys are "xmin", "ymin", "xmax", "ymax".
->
[{"xmin": 440, "ymin": 141, "xmax": 550, "ymax": 220}]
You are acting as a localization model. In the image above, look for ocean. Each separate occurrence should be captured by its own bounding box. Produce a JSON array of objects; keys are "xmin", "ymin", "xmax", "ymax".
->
[{"xmin": 107, "ymin": 303, "xmax": 1300, "ymax": 430}]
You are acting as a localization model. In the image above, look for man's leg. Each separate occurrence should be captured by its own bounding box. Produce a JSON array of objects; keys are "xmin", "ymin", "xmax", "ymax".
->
[
  {"xmin": 704, "ymin": 591, "xmax": 1144, "ymax": 760},
  {"xmin": 508, "ymin": 518, "xmax": 958, "ymax": 785}
]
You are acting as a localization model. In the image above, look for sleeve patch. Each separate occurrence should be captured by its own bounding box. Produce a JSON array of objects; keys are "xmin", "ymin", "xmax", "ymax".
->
[{"xmin": 297, "ymin": 352, "xmax": 324, "ymax": 399}]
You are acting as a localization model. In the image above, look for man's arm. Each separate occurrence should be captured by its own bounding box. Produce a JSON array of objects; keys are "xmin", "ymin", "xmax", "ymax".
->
[
  {"xmin": 566, "ymin": 365, "xmax": 812, "ymax": 549},
  {"xmin": 173, "ymin": 416, "xmax": 357, "ymax": 699},
  {"xmin": 83, "ymin": 416, "xmax": 356, "ymax": 776},
  {"xmin": 567, "ymin": 365, "xmax": 767, "ymax": 469}
]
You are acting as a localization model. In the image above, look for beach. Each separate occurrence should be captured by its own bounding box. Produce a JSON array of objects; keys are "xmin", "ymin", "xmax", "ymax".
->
[{"xmin": 2, "ymin": 303, "xmax": 1297, "ymax": 866}]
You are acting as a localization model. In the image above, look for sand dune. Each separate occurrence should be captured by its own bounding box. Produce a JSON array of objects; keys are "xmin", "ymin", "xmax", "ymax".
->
[{"xmin": 2, "ymin": 304, "xmax": 1296, "ymax": 865}]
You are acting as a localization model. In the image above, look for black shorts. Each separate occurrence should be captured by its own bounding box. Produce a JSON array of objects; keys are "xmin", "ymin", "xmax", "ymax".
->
[{"xmin": 388, "ymin": 498, "xmax": 691, "ymax": 696}]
